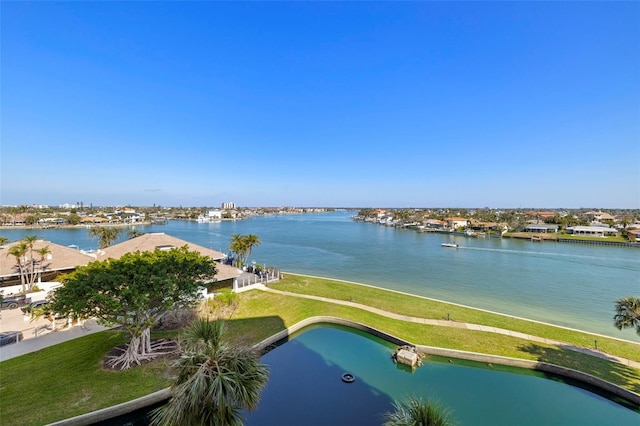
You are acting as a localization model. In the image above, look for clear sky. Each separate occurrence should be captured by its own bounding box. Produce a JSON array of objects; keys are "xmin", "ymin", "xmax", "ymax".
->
[{"xmin": 2, "ymin": 2, "xmax": 638, "ymax": 208}]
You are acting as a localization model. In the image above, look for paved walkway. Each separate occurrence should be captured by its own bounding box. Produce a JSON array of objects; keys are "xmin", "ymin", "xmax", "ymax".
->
[
  {"xmin": 0, "ymin": 320, "xmax": 110, "ymax": 362},
  {"xmin": 260, "ymin": 286, "xmax": 640, "ymax": 369}
]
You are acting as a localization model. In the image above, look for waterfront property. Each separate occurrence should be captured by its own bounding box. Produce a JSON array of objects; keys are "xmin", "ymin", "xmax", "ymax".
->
[
  {"xmin": 2, "ymin": 275, "xmax": 639, "ymax": 425},
  {"xmin": 1, "ymin": 211, "xmax": 638, "ymax": 341}
]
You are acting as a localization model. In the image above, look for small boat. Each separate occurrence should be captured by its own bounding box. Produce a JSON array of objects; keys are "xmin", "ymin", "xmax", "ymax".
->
[{"xmin": 441, "ymin": 243, "xmax": 458, "ymax": 248}]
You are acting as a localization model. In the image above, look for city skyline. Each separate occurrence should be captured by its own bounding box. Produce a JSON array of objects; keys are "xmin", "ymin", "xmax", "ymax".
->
[{"xmin": 2, "ymin": 2, "xmax": 639, "ymax": 208}]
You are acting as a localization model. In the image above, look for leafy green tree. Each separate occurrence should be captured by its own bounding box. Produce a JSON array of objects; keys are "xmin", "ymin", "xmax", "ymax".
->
[
  {"xmin": 88, "ymin": 226, "xmax": 121, "ymax": 249},
  {"xmin": 49, "ymin": 246, "xmax": 217, "ymax": 369},
  {"xmin": 0, "ymin": 236, "xmax": 9, "ymax": 246},
  {"xmin": 384, "ymin": 396, "xmax": 456, "ymax": 426},
  {"xmin": 613, "ymin": 296, "xmax": 640, "ymax": 337},
  {"xmin": 150, "ymin": 319, "xmax": 269, "ymax": 426},
  {"xmin": 66, "ymin": 213, "xmax": 81, "ymax": 225}
]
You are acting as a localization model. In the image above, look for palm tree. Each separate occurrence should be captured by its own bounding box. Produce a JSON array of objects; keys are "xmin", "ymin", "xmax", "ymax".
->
[
  {"xmin": 244, "ymin": 234, "xmax": 261, "ymax": 262},
  {"xmin": 228, "ymin": 234, "xmax": 261, "ymax": 267},
  {"xmin": 613, "ymin": 296, "xmax": 640, "ymax": 337},
  {"xmin": 88, "ymin": 226, "xmax": 121, "ymax": 249},
  {"xmin": 0, "ymin": 236, "xmax": 9, "ymax": 246},
  {"xmin": 384, "ymin": 396, "xmax": 456, "ymax": 426},
  {"xmin": 35, "ymin": 246, "xmax": 51, "ymax": 285},
  {"xmin": 229, "ymin": 234, "xmax": 248, "ymax": 267},
  {"xmin": 23, "ymin": 235, "xmax": 39, "ymax": 288},
  {"xmin": 127, "ymin": 229, "xmax": 144, "ymax": 239},
  {"xmin": 7, "ymin": 242, "xmax": 28, "ymax": 293},
  {"xmin": 151, "ymin": 319, "xmax": 269, "ymax": 426}
]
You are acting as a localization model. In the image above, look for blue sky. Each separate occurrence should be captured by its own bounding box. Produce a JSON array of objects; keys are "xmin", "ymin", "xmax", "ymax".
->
[{"xmin": 2, "ymin": 2, "xmax": 638, "ymax": 208}]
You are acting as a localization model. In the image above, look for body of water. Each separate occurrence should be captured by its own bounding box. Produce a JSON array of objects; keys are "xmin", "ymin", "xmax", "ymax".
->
[
  {"xmin": 245, "ymin": 325, "xmax": 639, "ymax": 425},
  {"xmin": 2, "ymin": 211, "xmax": 639, "ymax": 341}
]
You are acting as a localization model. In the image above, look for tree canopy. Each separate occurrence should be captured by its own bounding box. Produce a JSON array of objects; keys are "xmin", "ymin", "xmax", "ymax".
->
[{"xmin": 49, "ymin": 246, "xmax": 217, "ymax": 369}]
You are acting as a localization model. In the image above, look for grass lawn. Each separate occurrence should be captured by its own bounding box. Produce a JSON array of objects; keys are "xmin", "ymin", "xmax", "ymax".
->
[
  {"xmin": 270, "ymin": 274, "xmax": 640, "ymax": 362},
  {"xmin": 0, "ymin": 331, "xmax": 171, "ymax": 426},
  {"xmin": 1, "ymin": 274, "xmax": 638, "ymax": 425},
  {"xmin": 558, "ymin": 234, "xmax": 630, "ymax": 243}
]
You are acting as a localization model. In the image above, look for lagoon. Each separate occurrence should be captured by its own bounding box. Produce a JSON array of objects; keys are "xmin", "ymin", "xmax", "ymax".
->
[
  {"xmin": 1, "ymin": 211, "xmax": 638, "ymax": 341},
  {"xmin": 244, "ymin": 325, "xmax": 639, "ymax": 425}
]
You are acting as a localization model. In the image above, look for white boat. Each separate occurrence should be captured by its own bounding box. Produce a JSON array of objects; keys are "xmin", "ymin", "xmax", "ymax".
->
[{"xmin": 441, "ymin": 243, "xmax": 458, "ymax": 248}]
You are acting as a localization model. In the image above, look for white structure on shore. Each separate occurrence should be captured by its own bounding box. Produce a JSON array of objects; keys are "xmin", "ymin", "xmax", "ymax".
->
[{"xmin": 197, "ymin": 209, "xmax": 222, "ymax": 223}]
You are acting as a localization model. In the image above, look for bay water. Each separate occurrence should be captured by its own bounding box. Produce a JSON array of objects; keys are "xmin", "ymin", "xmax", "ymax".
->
[{"xmin": 2, "ymin": 210, "xmax": 639, "ymax": 342}]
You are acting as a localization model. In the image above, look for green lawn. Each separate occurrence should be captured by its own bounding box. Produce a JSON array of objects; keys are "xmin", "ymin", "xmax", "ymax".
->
[
  {"xmin": 1, "ymin": 275, "xmax": 638, "ymax": 425},
  {"xmin": 270, "ymin": 274, "xmax": 640, "ymax": 362}
]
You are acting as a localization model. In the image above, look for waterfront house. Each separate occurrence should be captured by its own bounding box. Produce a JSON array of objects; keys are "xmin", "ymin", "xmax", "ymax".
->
[
  {"xmin": 423, "ymin": 219, "xmax": 447, "ymax": 230},
  {"xmin": 566, "ymin": 225, "xmax": 619, "ymax": 237},
  {"xmin": 627, "ymin": 229, "xmax": 640, "ymax": 242},
  {"xmin": 444, "ymin": 217, "xmax": 469, "ymax": 231},
  {"xmin": 525, "ymin": 224, "xmax": 559, "ymax": 233}
]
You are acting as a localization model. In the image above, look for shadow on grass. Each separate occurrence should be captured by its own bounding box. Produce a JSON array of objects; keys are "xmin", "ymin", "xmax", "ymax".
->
[{"xmin": 517, "ymin": 342, "xmax": 640, "ymax": 395}]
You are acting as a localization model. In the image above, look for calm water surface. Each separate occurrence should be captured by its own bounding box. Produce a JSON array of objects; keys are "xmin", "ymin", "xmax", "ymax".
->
[
  {"xmin": 2, "ymin": 211, "xmax": 639, "ymax": 341},
  {"xmin": 245, "ymin": 325, "xmax": 639, "ymax": 425}
]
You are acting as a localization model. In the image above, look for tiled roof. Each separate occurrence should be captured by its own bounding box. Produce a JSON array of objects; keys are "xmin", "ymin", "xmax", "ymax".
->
[
  {"xmin": 0, "ymin": 240, "xmax": 95, "ymax": 278},
  {"xmin": 97, "ymin": 233, "xmax": 226, "ymax": 261},
  {"xmin": 97, "ymin": 233, "xmax": 241, "ymax": 281}
]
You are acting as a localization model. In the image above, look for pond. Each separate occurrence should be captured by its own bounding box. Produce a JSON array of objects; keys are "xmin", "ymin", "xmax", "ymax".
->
[
  {"xmin": 101, "ymin": 324, "xmax": 639, "ymax": 425},
  {"xmin": 245, "ymin": 324, "xmax": 639, "ymax": 425}
]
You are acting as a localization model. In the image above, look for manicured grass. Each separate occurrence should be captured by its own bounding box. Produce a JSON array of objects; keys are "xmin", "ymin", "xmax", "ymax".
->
[
  {"xmin": 0, "ymin": 331, "xmax": 170, "ymax": 426},
  {"xmin": 1, "ymin": 275, "xmax": 638, "ymax": 425},
  {"xmin": 559, "ymin": 234, "xmax": 629, "ymax": 242},
  {"xmin": 229, "ymin": 289, "xmax": 640, "ymax": 394},
  {"xmin": 270, "ymin": 274, "xmax": 640, "ymax": 362}
]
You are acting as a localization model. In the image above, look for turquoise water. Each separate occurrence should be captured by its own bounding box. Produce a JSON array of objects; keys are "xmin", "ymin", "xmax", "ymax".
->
[
  {"xmin": 2, "ymin": 211, "xmax": 639, "ymax": 341},
  {"xmin": 245, "ymin": 325, "xmax": 639, "ymax": 425}
]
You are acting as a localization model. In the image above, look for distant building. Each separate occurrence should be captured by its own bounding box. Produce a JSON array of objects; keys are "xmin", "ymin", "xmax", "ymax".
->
[
  {"xmin": 566, "ymin": 225, "xmax": 619, "ymax": 237},
  {"xmin": 525, "ymin": 224, "xmax": 559, "ymax": 233},
  {"xmin": 444, "ymin": 217, "xmax": 469, "ymax": 230},
  {"xmin": 584, "ymin": 211, "xmax": 615, "ymax": 222},
  {"xmin": 222, "ymin": 202, "xmax": 236, "ymax": 209}
]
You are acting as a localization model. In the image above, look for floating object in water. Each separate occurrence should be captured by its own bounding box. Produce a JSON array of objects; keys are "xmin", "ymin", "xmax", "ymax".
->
[{"xmin": 341, "ymin": 372, "xmax": 355, "ymax": 383}]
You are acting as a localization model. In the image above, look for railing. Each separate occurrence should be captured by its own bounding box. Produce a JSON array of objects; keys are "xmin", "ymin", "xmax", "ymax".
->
[{"xmin": 236, "ymin": 270, "xmax": 282, "ymax": 289}]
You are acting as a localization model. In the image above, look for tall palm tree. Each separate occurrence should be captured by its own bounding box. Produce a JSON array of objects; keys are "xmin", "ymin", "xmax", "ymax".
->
[
  {"xmin": 88, "ymin": 226, "xmax": 121, "ymax": 249},
  {"xmin": 229, "ymin": 234, "xmax": 248, "ymax": 267},
  {"xmin": 151, "ymin": 319, "xmax": 269, "ymax": 426},
  {"xmin": 614, "ymin": 296, "xmax": 640, "ymax": 337},
  {"xmin": 23, "ymin": 235, "xmax": 39, "ymax": 286},
  {"xmin": 228, "ymin": 234, "xmax": 262, "ymax": 267},
  {"xmin": 7, "ymin": 242, "xmax": 28, "ymax": 293},
  {"xmin": 384, "ymin": 396, "xmax": 456, "ymax": 426},
  {"xmin": 127, "ymin": 229, "xmax": 144, "ymax": 239},
  {"xmin": 244, "ymin": 234, "xmax": 261, "ymax": 262},
  {"xmin": 35, "ymin": 246, "xmax": 51, "ymax": 285}
]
